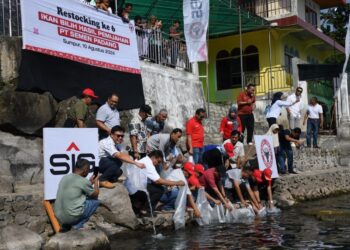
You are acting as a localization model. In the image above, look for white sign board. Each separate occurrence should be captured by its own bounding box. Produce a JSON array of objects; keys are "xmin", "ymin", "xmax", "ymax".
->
[
  {"xmin": 21, "ymin": 0, "xmax": 140, "ymax": 74},
  {"xmin": 254, "ymin": 135, "xmax": 279, "ymax": 179},
  {"xmin": 43, "ymin": 128, "xmax": 99, "ymax": 200}
]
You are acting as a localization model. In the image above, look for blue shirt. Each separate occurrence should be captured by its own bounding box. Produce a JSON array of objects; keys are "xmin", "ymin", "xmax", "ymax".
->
[
  {"xmin": 145, "ymin": 117, "xmax": 165, "ymax": 135},
  {"xmin": 96, "ymin": 103, "xmax": 120, "ymax": 129}
]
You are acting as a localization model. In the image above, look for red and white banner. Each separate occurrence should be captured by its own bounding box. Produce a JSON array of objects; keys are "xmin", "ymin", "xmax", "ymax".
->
[
  {"xmin": 43, "ymin": 128, "xmax": 99, "ymax": 200},
  {"xmin": 21, "ymin": 0, "xmax": 140, "ymax": 74},
  {"xmin": 183, "ymin": 0, "xmax": 209, "ymax": 63},
  {"xmin": 254, "ymin": 135, "xmax": 279, "ymax": 179}
]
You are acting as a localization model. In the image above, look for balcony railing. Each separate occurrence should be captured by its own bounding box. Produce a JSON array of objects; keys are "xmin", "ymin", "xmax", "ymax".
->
[
  {"xmin": 239, "ymin": 0, "xmax": 292, "ymax": 19},
  {"xmin": 0, "ymin": 0, "xmax": 21, "ymax": 36},
  {"xmin": 244, "ymin": 66, "xmax": 293, "ymax": 95},
  {"xmin": 136, "ymin": 28, "xmax": 192, "ymax": 72}
]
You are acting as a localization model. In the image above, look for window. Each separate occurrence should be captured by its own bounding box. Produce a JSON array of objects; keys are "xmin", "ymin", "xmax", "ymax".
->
[
  {"xmin": 216, "ymin": 46, "xmax": 260, "ymax": 90},
  {"xmin": 243, "ymin": 46, "xmax": 260, "ymax": 86},
  {"xmin": 216, "ymin": 50, "xmax": 232, "ymax": 90},
  {"xmin": 305, "ymin": 7, "xmax": 317, "ymax": 28},
  {"xmin": 284, "ymin": 45, "xmax": 299, "ymax": 73}
]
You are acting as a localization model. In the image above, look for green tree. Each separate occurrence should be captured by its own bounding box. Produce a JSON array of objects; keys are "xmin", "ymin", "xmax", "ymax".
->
[{"xmin": 321, "ymin": 4, "xmax": 350, "ymax": 47}]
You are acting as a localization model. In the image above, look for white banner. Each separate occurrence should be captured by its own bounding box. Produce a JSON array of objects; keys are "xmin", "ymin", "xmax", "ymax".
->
[
  {"xmin": 21, "ymin": 0, "xmax": 140, "ymax": 74},
  {"xmin": 183, "ymin": 0, "xmax": 209, "ymax": 62},
  {"xmin": 43, "ymin": 128, "xmax": 99, "ymax": 200},
  {"xmin": 254, "ymin": 135, "xmax": 279, "ymax": 179}
]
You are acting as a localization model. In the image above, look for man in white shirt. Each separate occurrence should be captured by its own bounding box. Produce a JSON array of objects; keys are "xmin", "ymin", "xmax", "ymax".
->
[
  {"xmin": 99, "ymin": 125, "xmax": 145, "ymax": 189},
  {"xmin": 303, "ymin": 97, "xmax": 323, "ymax": 148},
  {"xmin": 96, "ymin": 93, "xmax": 120, "ymax": 140},
  {"xmin": 124, "ymin": 150, "xmax": 185, "ymax": 216},
  {"xmin": 287, "ymin": 87, "xmax": 304, "ymax": 129},
  {"xmin": 222, "ymin": 130, "xmax": 245, "ymax": 168}
]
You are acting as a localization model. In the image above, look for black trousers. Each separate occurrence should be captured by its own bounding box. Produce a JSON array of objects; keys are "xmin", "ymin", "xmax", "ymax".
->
[
  {"xmin": 63, "ymin": 118, "xmax": 76, "ymax": 128},
  {"xmin": 147, "ymin": 182, "xmax": 164, "ymax": 210},
  {"xmin": 239, "ymin": 114, "xmax": 255, "ymax": 144},
  {"xmin": 129, "ymin": 191, "xmax": 148, "ymax": 215},
  {"xmin": 267, "ymin": 117, "xmax": 277, "ymax": 128},
  {"xmin": 99, "ymin": 157, "xmax": 123, "ymax": 182}
]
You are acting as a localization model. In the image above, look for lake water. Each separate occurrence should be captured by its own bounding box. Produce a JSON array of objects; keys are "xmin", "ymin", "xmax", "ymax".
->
[{"xmin": 111, "ymin": 194, "xmax": 350, "ymax": 249}]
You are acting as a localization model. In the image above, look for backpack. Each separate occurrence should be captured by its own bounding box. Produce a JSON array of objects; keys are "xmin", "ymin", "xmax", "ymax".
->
[{"xmin": 264, "ymin": 104, "xmax": 271, "ymax": 116}]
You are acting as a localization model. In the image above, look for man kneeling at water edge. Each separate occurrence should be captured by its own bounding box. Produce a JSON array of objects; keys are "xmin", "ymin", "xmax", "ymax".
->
[
  {"xmin": 54, "ymin": 159, "xmax": 99, "ymax": 231},
  {"xmin": 125, "ymin": 150, "xmax": 186, "ymax": 216},
  {"xmin": 99, "ymin": 125, "xmax": 145, "ymax": 188}
]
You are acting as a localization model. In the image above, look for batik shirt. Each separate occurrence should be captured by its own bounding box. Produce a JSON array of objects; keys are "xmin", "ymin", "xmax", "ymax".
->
[{"xmin": 128, "ymin": 115, "xmax": 148, "ymax": 154}]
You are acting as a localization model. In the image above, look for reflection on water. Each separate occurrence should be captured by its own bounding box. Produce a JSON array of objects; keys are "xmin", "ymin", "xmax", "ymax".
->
[{"xmin": 111, "ymin": 195, "xmax": 350, "ymax": 249}]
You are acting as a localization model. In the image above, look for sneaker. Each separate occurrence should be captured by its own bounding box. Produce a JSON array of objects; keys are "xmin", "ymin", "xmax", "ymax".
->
[
  {"xmin": 99, "ymin": 181, "xmax": 116, "ymax": 189},
  {"xmin": 289, "ymin": 171, "xmax": 298, "ymax": 174}
]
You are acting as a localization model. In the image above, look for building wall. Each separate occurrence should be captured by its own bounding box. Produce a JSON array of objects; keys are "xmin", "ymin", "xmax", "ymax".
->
[{"xmin": 200, "ymin": 27, "xmax": 336, "ymax": 103}]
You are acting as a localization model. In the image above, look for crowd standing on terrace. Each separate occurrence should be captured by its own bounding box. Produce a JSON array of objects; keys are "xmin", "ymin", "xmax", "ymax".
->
[
  {"xmin": 54, "ymin": 81, "xmax": 324, "ymax": 230},
  {"xmin": 80, "ymin": 0, "xmax": 190, "ymax": 69}
]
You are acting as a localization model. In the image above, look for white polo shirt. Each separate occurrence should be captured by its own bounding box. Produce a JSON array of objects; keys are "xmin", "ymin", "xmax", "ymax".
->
[
  {"xmin": 125, "ymin": 156, "xmax": 160, "ymax": 195},
  {"xmin": 307, "ymin": 104, "xmax": 323, "ymax": 119},
  {"xmin": 99, "ymin": 136, "xmax": 120, "ymax": 158},
  {"xmin": 266, "ymin": 100, "xmax": 293, "ymax": 119},
  {"xmin": 287, "ymin": 94, "xmax": 303, "ymax": 118}
]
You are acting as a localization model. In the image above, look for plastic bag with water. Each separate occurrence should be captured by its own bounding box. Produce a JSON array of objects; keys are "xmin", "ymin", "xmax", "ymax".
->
[
  {"xmin": 195, "ymin": 188, "xmax": 212, "ymax": 225},
  {"xmin": 122, "ymin": 163, "xmax": 147, "ymax": 192},
  {"xmin": 258, "ymin": 206, "xmax": 267, "ymax": 217},
  {"xmin": 210, "ymin": 204, "xmax": 226, "ymax": 223},
  {"xmin": 267, "ymin": 207, "xmax": 281, "ymax": 214},
  {"xmin": 235, "ymin": 205, "xmax": 256, "ymax": 219},
  {"xmin": 164, "ymin": 169, "xmax": 189, "ymax": 230},
  {"xmin": 173, "ymin": 186, "xmax": 187, "ymax": 230}
]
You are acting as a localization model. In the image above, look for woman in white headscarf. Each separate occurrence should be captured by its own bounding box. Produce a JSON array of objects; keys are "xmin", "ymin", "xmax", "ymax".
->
[{"xmin": 266, "ymin": 124, "xmax": 280, "ymax": 152}]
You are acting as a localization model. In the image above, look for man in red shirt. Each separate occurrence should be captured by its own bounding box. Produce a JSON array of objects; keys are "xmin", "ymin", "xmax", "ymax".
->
[
  {"xmin": 199, "ymin": 167, "xmax": 231, "ymax": 210},
  {"xmin": 186, "ymin": 108, "xmax": 206, "ymax": 164},
  {"xmin": 250, "ymin": 168, "xmax": 275, "ymax": 208},
  {"xmin": 237, "ymin": 84, "xmax": 256, "ymax": 145}
]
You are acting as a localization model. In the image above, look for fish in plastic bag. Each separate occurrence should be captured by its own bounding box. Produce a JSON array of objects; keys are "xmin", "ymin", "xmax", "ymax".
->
[
  {"xmin": 210, "ymin": 204, "xmax": 225, "ymax": 224},
  {"xmin": 173, "ymin": 186, "xmax": 188, "ymax": 230},
  {"xmin": 165, "ymin": 169, "xmax": 190, "ymax": 230},
  {"xmin": 195, "ymin": 188, "xmax": 212, "ymax": 225},
  {"xmin": 258, "ymin": 206, "xmax": 267, "ymax": 217},
  {"xmin": 236, "ymin": 205, "xmax": 256, "ymax": 219},
  {"xmin": 267, "ymin": 207, "xmax": 281, "ymax": 214}
]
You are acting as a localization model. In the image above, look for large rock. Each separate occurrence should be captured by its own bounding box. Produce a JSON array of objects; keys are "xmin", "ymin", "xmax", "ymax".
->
[
  {"xmin": 0, "ymin": 131, "xmax": 43, "ymax": 189},
  {"xmin": 97, "ymin": 183, "xmax": 139, "ymax": 229},
  {"xmin": 0, "ymin": 224, "xmax": 43, "ymax": 250},
  {"xmin": 0, "ymin": 90, "xmax": 58, "ymax": 135},
  {"xmin": 0, "ymin": 37, "xmax": 21, "ymax": 84},
  {"xmin": 44, "ymin": 229, "xmax": 109, "ymax": 250}
]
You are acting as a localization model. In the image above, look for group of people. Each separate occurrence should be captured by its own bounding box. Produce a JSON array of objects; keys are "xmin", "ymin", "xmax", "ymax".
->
[{"xmin": 54, "ymin": 84, "xmax": 324, "ymax": 231}]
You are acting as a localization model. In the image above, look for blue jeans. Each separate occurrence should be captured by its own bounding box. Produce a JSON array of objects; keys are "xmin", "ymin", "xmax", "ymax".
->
[
  {"xmin": 306, "ymin": 119, "xmax": 319, "ymax": 147},
  {"xmin": 278, "ymin": 147, "xmax": 294, "ymax": 173},
  {"xmin": 72, "ymin": 199, "xmax": 100, "ymax": 230},
  {"xmin": 193, "ymin": 147, "xmax": 204, "ymax": 164},
  {"xmin": 160, "ymin": 188, "xmax": 179, "ymax": 210}
]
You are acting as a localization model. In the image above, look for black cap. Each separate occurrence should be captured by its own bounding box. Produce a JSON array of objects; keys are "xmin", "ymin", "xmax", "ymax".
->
[{"xmin": 140, "ymin": 104, "xmax": 152, "ymax": 116}]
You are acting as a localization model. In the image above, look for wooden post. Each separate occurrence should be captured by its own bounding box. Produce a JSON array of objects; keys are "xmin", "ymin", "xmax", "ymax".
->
[{"xmin": 43, "ymin": 200, "xmax": 61, "ymax": 233}]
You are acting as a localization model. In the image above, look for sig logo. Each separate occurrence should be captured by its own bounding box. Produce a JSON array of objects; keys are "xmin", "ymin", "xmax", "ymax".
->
[{"xmin": 49, "ymin": 142, "xmax": 96, "ymax": 175}]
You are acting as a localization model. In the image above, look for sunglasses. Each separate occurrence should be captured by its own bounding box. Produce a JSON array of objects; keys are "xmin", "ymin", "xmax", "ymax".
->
[
  {"xmin": 115, "ymin": 134, "xmax": 124, "ymax": 138},
  {"xmin": 296, "ymin": 89, "xmax": 303, "ymax": 93}
]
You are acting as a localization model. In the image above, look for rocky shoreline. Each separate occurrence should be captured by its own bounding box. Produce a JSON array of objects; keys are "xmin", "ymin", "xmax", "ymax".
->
[{"xmin": 0, "ymin": 131, "xmax": 349, "ymax": 249}]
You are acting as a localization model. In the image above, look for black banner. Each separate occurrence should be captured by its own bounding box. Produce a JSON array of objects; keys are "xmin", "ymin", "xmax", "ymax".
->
[
  {"xmin": 18, "ymin": 50, "xmax": 145, "ymax": 110},
  {"xmin": 298, "ymin": 64, "xmax": 342, "ymax": 81}
]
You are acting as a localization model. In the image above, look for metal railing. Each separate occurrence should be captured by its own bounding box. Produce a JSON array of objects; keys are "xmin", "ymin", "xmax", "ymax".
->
[
  {"xmin": 239, "ymin": 0, "xmax": 292, "ymax": 19},
  {"xmin": 0, "ymin": 0, "xmax": 21, "ymax": 36},
  {"xmin": 244, "ymin": 66, "xmax": 293, "ymax": 95},
  {"xmin": 135, "ymin": 28, "xmax": 192, "ymax": 72}
]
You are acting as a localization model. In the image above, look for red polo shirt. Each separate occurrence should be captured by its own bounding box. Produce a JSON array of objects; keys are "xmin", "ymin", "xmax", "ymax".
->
[
  {"xmin": 237, "ymin": 91, "xmax": 256, "ymax": 115},
  {"xmin": 186, "ymin": 117, "xmax": 204, "ymax": 148},
  {"xmin": 199, "ymin": 168, "xmax": 219, "ymax": 190}
]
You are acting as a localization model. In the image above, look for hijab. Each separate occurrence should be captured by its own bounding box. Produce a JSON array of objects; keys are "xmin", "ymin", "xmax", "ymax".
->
[
  {"xmin": 227, "ymin": 106, "xmax": 239, "ymax": 130},
  {"xmin": 266, "ymin": 123, "xmax": 280, "ymax": 148}
]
